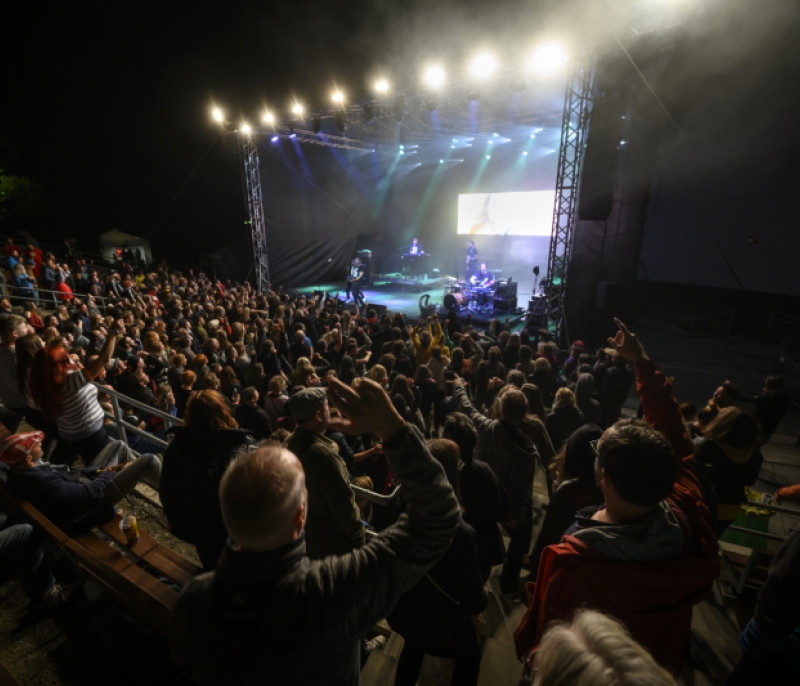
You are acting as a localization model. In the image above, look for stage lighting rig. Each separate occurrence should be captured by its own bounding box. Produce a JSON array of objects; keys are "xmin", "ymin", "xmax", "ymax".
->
[
  {"xmin": 469, "ymin": 53, "xmax": 496, "ymax": 80},
  {"xmin": 263, "ymin": 111, "xmax": 275, "ymax": 124},
  {"xmin": 212, "ymin": 108, "xmax": 224, "ymax": 123},
  {"xmin": 291, "ymin": 103, "xmax": 304, "ymax": 116},
  {"xmin": 240, "ymin": 123, "xmax": 252, "ymax": 135},
  {"xmin": 362, "ymin": 104, "xmax": 374, "ymax": 122},
  {"xmin": 424, "ymin": 65, "xmax": 445, "ymax": 89},
  {"xmin": 332, "ymin": 91, "xmax": 344, "ymax": 104},
  {"xmin": 529, "ymin": 44, "xmax": 567, "ymax": 74},
  {"xmin": 375, "ymin": 79, "xmax": 389, "ymax": 93},
  {"xmin": 393, "ymin": 95, "xmax": 405, "ymax": 122}
]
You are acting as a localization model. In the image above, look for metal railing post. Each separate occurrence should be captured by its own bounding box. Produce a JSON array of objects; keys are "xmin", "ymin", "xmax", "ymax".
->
[{"xmin": 110, "ymin": 393, "xmax": 127, "ymax": 444}]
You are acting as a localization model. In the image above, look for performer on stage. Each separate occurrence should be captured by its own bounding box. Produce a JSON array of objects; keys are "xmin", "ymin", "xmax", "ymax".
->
[
  {"xmin": 469, "ymin": 263, "xmax": 495, "ymax": 288},
  {"xmin": 466, "ymin": 240, "xmax": 478, "ymax": 273},
  {"xmin": 406, "ymin": 237, "xmax": 428, "ymax": 278},
  {"xmin": 347, "ymin": 256, "xmax": 366, "ymax": 306}
]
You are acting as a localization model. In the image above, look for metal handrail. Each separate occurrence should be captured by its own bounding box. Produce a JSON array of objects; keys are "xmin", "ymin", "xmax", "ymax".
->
[
  {"xmin": 92, "ymin": 381, "xmax": 397, "ymax": 506},
  {"xmin": 352, "ymin": 484, "xmax": 399, "ymax": 505},
  {"xmin": 727, "ymin": 526, "xmax": 786, "ymax": 543},
  {"xmin": 93, "ymin": 381, "xmax": 182, "ymax": 451},
  {"xmin": 4, "ymin": 286, "xmax": 109, "ymax": 314}
]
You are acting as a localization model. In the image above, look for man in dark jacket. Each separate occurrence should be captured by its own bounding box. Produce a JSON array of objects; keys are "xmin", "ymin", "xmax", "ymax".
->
[
  {"xmin": 234, "ymin": 387, "xmax": 272, "ymax": 441},
  {"xmin": 286, "ymin": 387, "xmax": 364, "ymax": 559},
  {"xmin": 170, "ymin": 377, "xmax": 461, "ymax": 686},
  {"xmin": 741, "ymin": 375, "xmax": 793, "ymax": 444},
  {"xmin": 454, "ymin": 382, "xmax": 537, "ymax": 595}
]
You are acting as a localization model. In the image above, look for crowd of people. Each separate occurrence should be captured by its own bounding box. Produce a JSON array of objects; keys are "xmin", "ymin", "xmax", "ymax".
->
[{"xmin": 0, "ymin": 255, "xmax": 797, "ymax": 684}]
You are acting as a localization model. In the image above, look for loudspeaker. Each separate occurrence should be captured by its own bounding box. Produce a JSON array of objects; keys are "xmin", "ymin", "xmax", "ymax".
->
[
  {"xmin": 357, "ymin": 250, "xmax": 373, "ymax": 286},
  {"xmin": 366, "ymin": 303, "xmax": 388, "ymax": 316},
  {"xmin": 494, "ymin": 280, "xmax": 518, "ymax": 301}
]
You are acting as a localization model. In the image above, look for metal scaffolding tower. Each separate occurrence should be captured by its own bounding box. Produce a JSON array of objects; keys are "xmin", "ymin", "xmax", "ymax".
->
[
  {"xmin": 542, "ymin": 51, "xmax": 597, "ymax": 343},
  {"xmin": 241, "ymin": 135, "xmax": 270, "ymax": 293}
]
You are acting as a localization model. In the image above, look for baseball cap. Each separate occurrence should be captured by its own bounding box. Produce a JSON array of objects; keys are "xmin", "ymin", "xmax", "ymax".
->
[
  {"xmin": 0, "ymin": 431, "xmax": 45, "ymax": 465},
  {"xmin": 288, "ymin": 387, "xmax": 327, "ymax": 423}
]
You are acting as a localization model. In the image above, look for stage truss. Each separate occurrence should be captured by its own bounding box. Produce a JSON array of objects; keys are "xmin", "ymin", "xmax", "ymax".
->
[
  {"xmin": 241, "ymin": 135, "xmax": 270, "ymax": 293},
  {"xmin": 542, "ymin": 50, "xmax": 597, "ymax": 342}
]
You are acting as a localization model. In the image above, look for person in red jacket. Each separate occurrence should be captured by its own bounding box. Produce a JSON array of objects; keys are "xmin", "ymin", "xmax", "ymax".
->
[{"xmin": 515, "ymin": 318, "xmax": 720, "ymax": 676}]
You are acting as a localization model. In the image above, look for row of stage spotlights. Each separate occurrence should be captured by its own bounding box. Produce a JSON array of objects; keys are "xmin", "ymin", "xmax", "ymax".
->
[{"xmin": 211, "ymin": 44, "xmax": 566, "ymax": 129}]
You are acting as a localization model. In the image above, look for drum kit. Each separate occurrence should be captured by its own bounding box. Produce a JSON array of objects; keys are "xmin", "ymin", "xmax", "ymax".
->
[{"xmin": 443, "ymin": 277, "xmax": 495, "ymax": 313}]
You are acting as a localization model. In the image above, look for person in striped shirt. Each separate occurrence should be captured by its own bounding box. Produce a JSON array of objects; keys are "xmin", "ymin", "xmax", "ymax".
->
[{"xmin": 29, "ymin": 330, "xmax": 119, "ymax": 463}]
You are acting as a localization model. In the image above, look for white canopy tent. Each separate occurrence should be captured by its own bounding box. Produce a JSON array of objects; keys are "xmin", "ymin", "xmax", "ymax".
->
[{"xmin": 99, "ymin": 229, "xmax": 153, "ymax": 265}]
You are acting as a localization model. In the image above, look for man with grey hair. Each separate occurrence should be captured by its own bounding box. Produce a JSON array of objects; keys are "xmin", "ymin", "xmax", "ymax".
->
[{"xmin": 170, "ymin": 378, "xmax": 460, "ymax": 685}]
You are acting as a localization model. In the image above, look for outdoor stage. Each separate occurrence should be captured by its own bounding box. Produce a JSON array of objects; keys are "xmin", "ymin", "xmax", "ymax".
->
[{"xmin": 296, "ymin": 274, "xmax": 535, "ymax": 329}]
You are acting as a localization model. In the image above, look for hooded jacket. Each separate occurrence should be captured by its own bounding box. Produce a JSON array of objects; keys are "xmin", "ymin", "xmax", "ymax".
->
[{"xmin": 515, "ymin": 359, "xmax": 720, "ymax": 675}]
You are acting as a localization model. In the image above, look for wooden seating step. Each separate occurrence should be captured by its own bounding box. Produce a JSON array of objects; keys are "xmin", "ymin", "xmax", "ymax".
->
[{"xmin": 0, "ymin": 483, "xmax": 200, "ymax": 636}]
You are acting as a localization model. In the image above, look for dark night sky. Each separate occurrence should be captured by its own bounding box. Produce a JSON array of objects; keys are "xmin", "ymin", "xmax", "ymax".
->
[{"xmin": 3, "ymin": 0, "xmax": 800, "ymax": 293}]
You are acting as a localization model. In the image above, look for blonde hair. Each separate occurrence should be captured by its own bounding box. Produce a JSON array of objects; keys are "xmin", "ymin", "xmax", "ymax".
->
[
  {"xmin": 368, "ymin": 364, "xmax": 387, "ymax": 385},
  {"xmin": 535, "ymin": 609, "xmax": 677, "ymax": 686},
  {"xmin": 554, "ymin": 387, "xmax": 576, "ymax": 408}
]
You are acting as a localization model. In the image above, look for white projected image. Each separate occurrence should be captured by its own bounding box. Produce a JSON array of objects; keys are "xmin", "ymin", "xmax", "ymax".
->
[{"xmin": 457, "ymin": 191, "xmax": 554, "ymax": 236}]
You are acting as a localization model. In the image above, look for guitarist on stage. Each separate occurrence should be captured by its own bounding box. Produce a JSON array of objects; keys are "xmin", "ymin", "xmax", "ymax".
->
[{"xmin": 346, "ymin": 256, "xmax": 366, "ymax": 307}]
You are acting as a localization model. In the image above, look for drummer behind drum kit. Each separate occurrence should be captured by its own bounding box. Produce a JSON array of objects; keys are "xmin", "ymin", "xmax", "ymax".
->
[{"xmin": 443, "ymin": 277, "xmax": 503, "ymax": 314}]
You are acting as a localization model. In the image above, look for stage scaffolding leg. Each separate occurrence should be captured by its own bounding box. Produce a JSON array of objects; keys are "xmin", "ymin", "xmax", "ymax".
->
[
  {"xmin": 542, "ymin": 51, "xmax": 597, "ymax": 345},
  {"xmin": 241, "ymin": 135, "xmax": 270, "ymax": 293}
]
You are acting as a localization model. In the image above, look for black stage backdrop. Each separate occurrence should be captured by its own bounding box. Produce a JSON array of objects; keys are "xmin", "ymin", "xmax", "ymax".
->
[{"xmin": 245, "ymin": 122, "xmax": 560, "ymax": 290}]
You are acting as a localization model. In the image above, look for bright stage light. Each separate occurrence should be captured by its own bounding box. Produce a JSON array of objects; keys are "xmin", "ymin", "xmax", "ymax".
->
[
  {"xmin": 530, "ymin": 134, "xmax": 536, "ymax": 139},
  {"xmin": 424, "ymin": 65, "xmax": 445, "ymax": 89},
  {"xmin": 488, "ymin": 140, "xmax": 493, "ymax": 145},
  {"xmin": 241, "ymin": 123, "xmax": 251, "ymax": 134},
  {"xmin": 450, "ymin": 145, "xmax": 455, "ymax": 149},
  {"xmin": 485, "ymin": 155, "xmax": 491, "ymax": 160},
  {"xmin": 492, "ymin": 132, "xmax": 499, "ymax": 137},
  {"xmin": 332, "ymin": 91, "xmax": 344, "ymax": 103},
  {"xmin": 271, "ymin": 136, "xmax": 279, "ymax": 142},
  {"xmin": 439, "ymin": 159, "xmax": 444, "ymax": 164},
  {"xmin": 212, "ymin": 108, "xmax": 224, "ymax": 123},
  {"xmin": 469, "ymin": 53, "xmax": 497, "ymax": 80},
  {"xmin": 522, "ymin": 151, "xmax": 528, "ymax": 156},
  {"xmin": 291, "ymin": 103, "xmax": 303, "ymax": 115},
  {"xmin": 375, "ymin": 79, "xmax": 389, "ymax": 93},
  {"xmin": 529, "ymin": 44, "xmax": 567, "ymax": 74},
  {"xmin": 263, "ymin": 112, "xmax": 275, "ymax": 124}
]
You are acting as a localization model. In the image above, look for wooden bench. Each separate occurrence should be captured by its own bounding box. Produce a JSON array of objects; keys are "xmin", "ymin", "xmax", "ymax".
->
[{"xmin": 0, "ymin": 484, "xmax": 201, "ymax": 635}]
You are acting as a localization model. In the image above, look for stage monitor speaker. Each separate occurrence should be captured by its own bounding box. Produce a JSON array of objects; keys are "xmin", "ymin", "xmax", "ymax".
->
[
  {"xmin": 528, "ymin": 295, "xmax": 547, "ymax": 317},
  {"xmin": 494, "ymin": 280, "xmax": 518, "ymax": 301},
  {"xmin": 366, "ymin": 303, "xmax": 388, "ymax": 316},
  {"xmin": 357, "ymin": 250, "xmax": 373, "ymax": 286},
  {"xmin": 579, "ymin": 89, "xmax": 625, "ymax": 221},
  {"xmin": 493, "ymin": 297, "xmax": 518, "ymax": 313}
]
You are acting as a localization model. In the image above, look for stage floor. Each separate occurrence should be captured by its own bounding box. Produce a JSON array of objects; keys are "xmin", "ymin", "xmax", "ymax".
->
[{"xmin": 294, "ymin": 278, "xmax": 533, "ymax": 329}]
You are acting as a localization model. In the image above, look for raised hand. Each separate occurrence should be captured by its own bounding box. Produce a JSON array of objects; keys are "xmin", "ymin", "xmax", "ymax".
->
[
  {"xmin": 606, "ymin": 318, "xmax": 647, "ymax": 363},
  {"xmin": 326, "ymin": 377, "xmax": 406, "ymax": 442}
]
